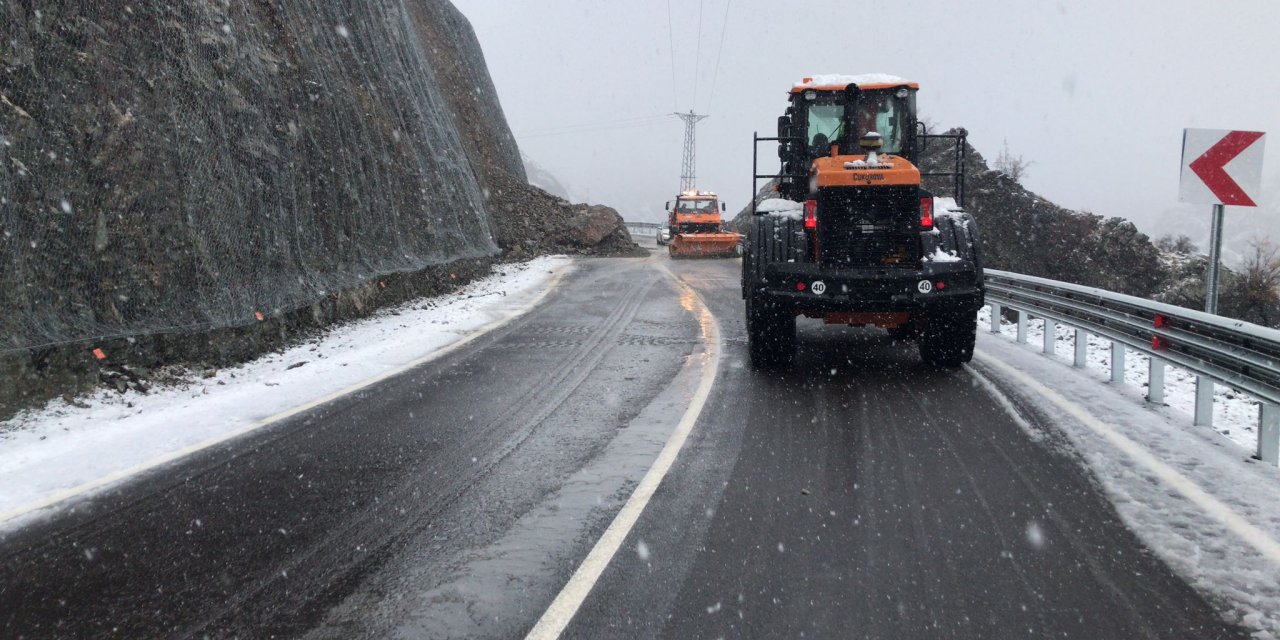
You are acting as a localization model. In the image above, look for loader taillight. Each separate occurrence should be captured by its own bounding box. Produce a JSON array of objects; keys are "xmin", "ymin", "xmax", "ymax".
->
[
  {"xmin": 804, "ymin": 200, "xmax": 818, "ymax": 230},
  {"xmin": 919, "ymin": 197, "xmax": 934, "ymax": 229}
]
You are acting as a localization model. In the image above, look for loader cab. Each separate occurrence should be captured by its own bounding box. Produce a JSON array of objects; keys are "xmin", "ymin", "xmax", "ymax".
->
[{"xmin": 780, "ymin": 82, "xmax": 919, "ymax": 164}]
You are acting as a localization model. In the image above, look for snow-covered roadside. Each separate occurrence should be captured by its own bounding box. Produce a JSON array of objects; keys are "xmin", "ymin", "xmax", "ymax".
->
[
  {"xmin": 973, "ymin": 320, "xmax": 1280, "ymax": 637},
  {"xmin": 977, "ymin": 306, "xmax": 1262, "ymax": 450},
  {"xmin": 0, "ymin": 256, "xmax": 573, "ymax": 531}
]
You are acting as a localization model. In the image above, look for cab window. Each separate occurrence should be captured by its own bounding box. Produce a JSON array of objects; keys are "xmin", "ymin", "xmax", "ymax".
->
[{"xmin": 675, "ymin": 199, "xmax": 715, "ymax": 213}]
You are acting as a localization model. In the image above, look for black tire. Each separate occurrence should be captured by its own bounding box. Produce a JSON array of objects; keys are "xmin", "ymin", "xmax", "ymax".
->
[
  {"xmin": 747, "ymin": 292, "xmax": 795, "ymax": 369},
  {"xmin": 744, "ymin": 212, "xmax": 803, "ymax": 369},
  {"xmin": 918, "ymin": 311, "xmax": 977, "ymax": 367}
]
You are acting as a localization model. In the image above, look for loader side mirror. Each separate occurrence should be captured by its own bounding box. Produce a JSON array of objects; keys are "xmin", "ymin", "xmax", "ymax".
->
[
  {"xmin": 721, "ymin": 202, "xmax": 726, "ymax": 211},
  {"xmin": 777, "ymin": 115, "xmax": 791, "ymax": 138},
  {"xmin": 665, "ymin": 201, "xmax": 670, "ymax": 211}
]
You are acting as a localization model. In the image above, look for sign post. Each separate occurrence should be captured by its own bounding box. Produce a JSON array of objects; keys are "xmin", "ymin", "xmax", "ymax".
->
[
  {"xmin": 1205, "ymin": 203, "xmax": 1225, "ymax": 314},
  {"xmin": 1178, "ymin": 128, "xmax": 1266, "ymax": 314}
]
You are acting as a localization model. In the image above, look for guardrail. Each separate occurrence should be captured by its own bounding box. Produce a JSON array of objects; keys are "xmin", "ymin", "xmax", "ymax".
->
[
  {"xmin": 984, "ymin": 269, "xmax": 1280, "ymax": 465},
  {"xmin": 623, "ymin": 221, "xmax": 661, "ymax": 237}
]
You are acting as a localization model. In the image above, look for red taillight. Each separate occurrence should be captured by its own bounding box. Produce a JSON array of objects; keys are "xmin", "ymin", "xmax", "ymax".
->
[
  {"xmin": 804, "ymin": 199, "xmax": 818, "ymax": 230},
  {"xmin": 919, "ymin": 196, "xmax": 934, "ymax": 228}
]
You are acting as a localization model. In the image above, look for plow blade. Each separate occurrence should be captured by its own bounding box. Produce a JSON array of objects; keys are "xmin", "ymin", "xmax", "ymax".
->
[{"xmin": 668, "ymin": 233, "xmax": 741, "ymax": 258}]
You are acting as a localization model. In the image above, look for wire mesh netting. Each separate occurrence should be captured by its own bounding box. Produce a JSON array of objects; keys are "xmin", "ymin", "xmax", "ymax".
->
[{"xmin": 0, "ymin": 0, "xmax": 502, "ymax": 354}]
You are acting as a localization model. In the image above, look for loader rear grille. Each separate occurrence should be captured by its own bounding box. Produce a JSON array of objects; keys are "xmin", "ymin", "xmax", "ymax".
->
[{"xmin": 817, "ymin": 186, "xmax": 920, "ymax": 268}]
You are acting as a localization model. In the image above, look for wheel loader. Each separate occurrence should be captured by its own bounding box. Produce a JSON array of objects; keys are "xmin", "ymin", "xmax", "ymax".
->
[
  {"xmin": 665, "ymin": 191, "xmax": 741, "ymax": 258},
  {"xmin": 743, "ymin": 74, "xmax": 984, "ymax": 368}
]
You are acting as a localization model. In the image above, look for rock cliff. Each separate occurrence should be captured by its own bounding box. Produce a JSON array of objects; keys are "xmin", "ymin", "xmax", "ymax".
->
[{"xmin": 0, "ymin": 0, "xmax": 633, "ymax": 416}]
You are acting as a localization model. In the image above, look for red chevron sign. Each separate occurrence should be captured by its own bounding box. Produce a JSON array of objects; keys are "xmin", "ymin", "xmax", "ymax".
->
[{"xmin": 1180, "ymin": 129, "xmax": 1266, "ymax": 207}]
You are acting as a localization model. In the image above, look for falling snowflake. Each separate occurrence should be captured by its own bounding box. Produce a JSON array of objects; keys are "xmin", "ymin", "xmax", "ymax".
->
[{"xmin": 1026, "ymin": 521, "xmax": 1045, "ymax": 549}]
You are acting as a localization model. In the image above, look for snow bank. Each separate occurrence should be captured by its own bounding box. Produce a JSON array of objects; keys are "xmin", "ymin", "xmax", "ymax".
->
[{"xmin": 0, "ymin": 256, "xmax": 573, "ymax": 531}]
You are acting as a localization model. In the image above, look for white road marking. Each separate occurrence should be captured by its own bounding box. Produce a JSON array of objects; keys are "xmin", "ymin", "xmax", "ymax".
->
[
  {"xmin": 0, "ymin": 265, "xmax": 573, "ymax": 527},
  {"xmin": 524, "ymin": 265, "xmax": 723, "ymax": 640},
  {"xmin": 971, "ymin": 350, "xmax": 1280, "ymax": 566}
]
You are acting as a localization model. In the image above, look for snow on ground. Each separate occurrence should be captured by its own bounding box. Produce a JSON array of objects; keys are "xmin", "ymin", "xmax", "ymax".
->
[
  {"xmin": 975, "ymin": 311, "xmax": 1280, "ymax": 637},
  {"xmin": 0, "ymin": 256, "xmax": 573, "ymax": 531},
  {"xmin": 978, "ymin": 306, "xmax": 1262, "ymax": 450}
]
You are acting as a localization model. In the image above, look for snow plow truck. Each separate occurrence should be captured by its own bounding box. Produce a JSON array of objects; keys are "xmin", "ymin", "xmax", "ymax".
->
[
  {"xmin": 665, "ymin": 191, "xmax": 741, "ymax": 258},
  {"xmin": 743, "ymin": 74, "xmax": 984, "ymax": 369}
]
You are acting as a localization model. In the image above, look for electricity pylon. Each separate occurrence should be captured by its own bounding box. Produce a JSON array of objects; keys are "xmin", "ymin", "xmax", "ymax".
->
[{"xmin": 674, "ymin": 111, "xmax": 709, "ymax": 192}]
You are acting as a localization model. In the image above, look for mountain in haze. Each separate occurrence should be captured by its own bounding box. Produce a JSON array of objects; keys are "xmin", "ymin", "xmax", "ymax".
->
[{"xmin": 521, "ymin": 153, "xmax": 573, "ymax": 201}]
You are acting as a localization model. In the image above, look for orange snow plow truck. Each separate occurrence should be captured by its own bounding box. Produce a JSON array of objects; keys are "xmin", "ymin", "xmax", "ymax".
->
[{"xmin": 665, "ymin": 191, "xmax": 741, "ymax": 258}]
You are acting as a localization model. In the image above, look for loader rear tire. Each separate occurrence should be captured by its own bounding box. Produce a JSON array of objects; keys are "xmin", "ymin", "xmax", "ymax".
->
[
  {"xmin": 918, "ymin": 311, "xmax": 977, "ymax": 367},
  {"xmin": 747, "ymin": 293, "xmax": 795, "ymax": 370}
]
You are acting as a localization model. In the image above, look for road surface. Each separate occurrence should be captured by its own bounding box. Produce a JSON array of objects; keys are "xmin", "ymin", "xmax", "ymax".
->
[{"xmin": 0, "ymin": 253, "xmax": 1248, "ymax": 639}]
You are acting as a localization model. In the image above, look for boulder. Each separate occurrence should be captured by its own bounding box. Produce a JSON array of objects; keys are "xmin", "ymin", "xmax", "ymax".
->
[{"xmin": 566, "ymin": 204, "xmax": 626, "ymax": 247}]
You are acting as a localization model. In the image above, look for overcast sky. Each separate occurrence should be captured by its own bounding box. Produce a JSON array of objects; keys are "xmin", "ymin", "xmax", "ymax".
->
[{"xmin": 452, "ymin": 0, "xmax": 1279, "ymax": 260}]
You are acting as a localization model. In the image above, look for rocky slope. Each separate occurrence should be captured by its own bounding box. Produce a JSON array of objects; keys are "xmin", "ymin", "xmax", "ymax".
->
[{"xmin": 0, "ymin": 0, "xmax": 634, "ymax": 417}]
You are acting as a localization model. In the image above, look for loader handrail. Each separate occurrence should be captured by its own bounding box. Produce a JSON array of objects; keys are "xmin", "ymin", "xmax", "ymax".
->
[
  {"xmin": 917, "ymin": 128, "xmax": 969, "ymax": 207},
  {"xmin": 751, "ymin": 132, "xmax": 808, "ymax": 217}
]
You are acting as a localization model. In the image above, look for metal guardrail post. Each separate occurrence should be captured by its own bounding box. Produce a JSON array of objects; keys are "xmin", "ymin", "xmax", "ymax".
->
[
  {"xmin": 984, "ymin": 269, "xmax": 1280, "ymax": 466},
  {"xmin": 1260, "ymin": 403, "xmax": 1280, "ymax": 466},
  {"xmin": 989, "ymin": 303, "xmax": 1002, "ymax": 333},
  {"xmin": 1194, "ymin": 377, "xmax": 1215, "ymax": 427},
  {"xmin": 1110, "ymin": 342, "xmax": 1126, "ymax": 383},
  {"xmin": 1148, "ymin": 357, "xmax": 1166, "ymax": 404}
]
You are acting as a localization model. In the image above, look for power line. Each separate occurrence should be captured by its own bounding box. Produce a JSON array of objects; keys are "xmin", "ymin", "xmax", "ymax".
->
[
  {"xmin": 517, "ymin": 117, "xmax": 670, "ymax": 140},
  {"xmin": 666, "ymin": 0, "xmax": 678, "ymax": 111},
  {"xmin": 519, "ymin": 114, "xmax": 670, "ymax": 137},
  {"xmin": 704, "ymin": 0, "xmax": 732, "ymax": 112},
  {"xmin": 691, "ymin": 0, "xmax": 705, "ymax": 108}
]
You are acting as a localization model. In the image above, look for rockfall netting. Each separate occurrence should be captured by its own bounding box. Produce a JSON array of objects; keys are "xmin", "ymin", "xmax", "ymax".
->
[{"xmin": 0, "ymin": 0, "xmax": 504, "ymax": 353}]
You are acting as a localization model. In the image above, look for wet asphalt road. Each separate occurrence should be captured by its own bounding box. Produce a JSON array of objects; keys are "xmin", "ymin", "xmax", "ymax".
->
[{"xmin": 0, "ymin": 253, "xmax": 1249, "ymax": 639}]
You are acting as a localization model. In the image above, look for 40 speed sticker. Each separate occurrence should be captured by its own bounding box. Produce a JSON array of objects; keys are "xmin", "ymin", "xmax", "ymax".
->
[
  {"xmin": 810, "ymin": 281, "xmax": 827, "ymax": 295},
  {"xmin": 917, "ymin": 280, "xmax": 934, "ymax": 293}
]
